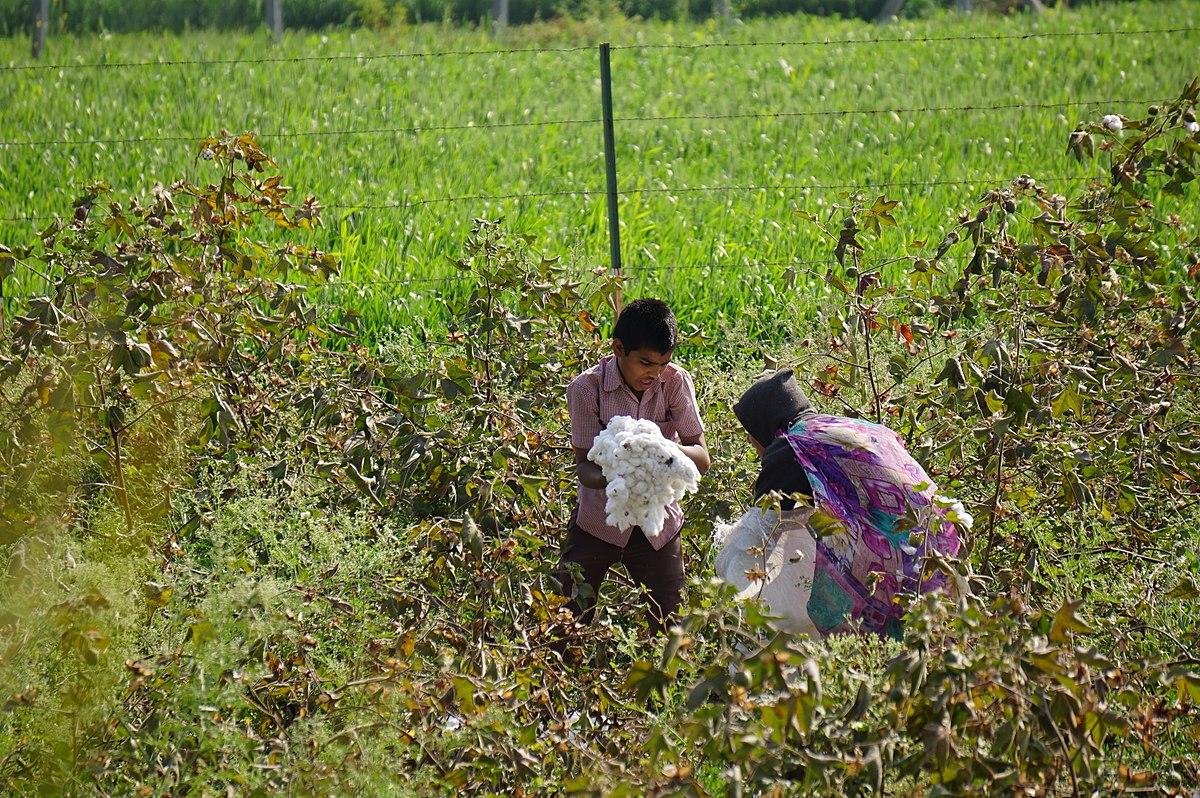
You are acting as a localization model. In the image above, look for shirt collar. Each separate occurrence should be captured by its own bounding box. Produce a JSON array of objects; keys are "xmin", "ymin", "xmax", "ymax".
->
[{"xmin": 600, "ymin": 354, "xmax": 628, "ymax": 394}]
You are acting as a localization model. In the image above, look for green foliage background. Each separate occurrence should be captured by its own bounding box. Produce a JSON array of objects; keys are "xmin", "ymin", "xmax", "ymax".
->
[
  {"xmin": 0, "ymin": 0, "xmax": 370, "ymax": 34},
  {"xmin": 1, "ymin": 2, "xmax": 1196, "ymax": 339}
]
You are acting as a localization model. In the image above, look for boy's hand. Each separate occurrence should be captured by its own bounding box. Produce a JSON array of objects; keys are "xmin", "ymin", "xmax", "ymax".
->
[
  {"xmin": 575, "ymin": 447, "xmax": 607, "ymax": 489},
  {"xmin": 676, "ymin": 432, "xmax": 711, "ymax": 475}
]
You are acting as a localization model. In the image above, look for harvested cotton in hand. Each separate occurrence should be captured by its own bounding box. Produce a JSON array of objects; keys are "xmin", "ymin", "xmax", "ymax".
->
[{"xmin": 587, "ymin": 415, "xmax": 700, "ymax": 538}]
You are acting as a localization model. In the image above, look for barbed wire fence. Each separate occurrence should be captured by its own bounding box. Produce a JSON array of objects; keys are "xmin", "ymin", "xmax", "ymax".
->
[{"xmin": 2, "ymin": 26, "xmax": 1197, "ymax": 330}]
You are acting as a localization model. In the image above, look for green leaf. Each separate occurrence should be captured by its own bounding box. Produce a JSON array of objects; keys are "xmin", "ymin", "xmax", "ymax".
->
[
  {"xmin": 825, "ymin": 271, "xmax": 851, "ymax": 295},
  {"xmin": 1062, "ymin": 470, "xmax": 1094, "ymax": 506},
  {"xmin": 440, "ymin": 378, "xmax": 469, "ymax": 400},
  {"xmin": 623, "ymin": 661, "xmax": 671, "ymax": 703},
  {"xmin": 843, "ymin": 680, "xmax": 872, "ymax": 722},
  {"xmin": 186, "ymin": 619, "xmax": 216, "ymax": 645},
  {"xmin": 863, "ymin": 195, "xmax": 900, "ymax": 235},
  {"xmin": 934, "ymin": 357, "xmax": 967, "ymax": 388},
  {"xmin": 461, "ymin": 516, "xmax": 485, "ymax": 561},
  {"xmin": 72, "ymin": 628, "xmax": 109, "ymax": 665},
  {"xmin": 686, "ymin": 672, "xmax": 730, "ymax": 712},
  {"xmin": 1167, "ymin": 668, "xmax": 1200, "ymax": 703},
  {"xmin": 345, "ymin": 462, "xmax": 385, "ymax": 508},
  {"xmin": 807, "ymin": 508, "xmax": 847, "ymax": 539},
  {"xmin": 1049, "ymin": 598, "xmax": 1091, "ymax": 644},
  {"xmin": 980, "ymin": 338, "xmax": 1010, "ymax": 368},
  {"xmin": 384, "ymin": 372, "xmax": 435, "ymax": 401},
  {"xmin": 1003, "ymin": 388, "xmax": 1037, "ymax": 425},
  {"xmin": 517, "ymin": 474, "xmax": 548, "ymax": 503},
  {"xmin": 143, "ymin": 581, "xmax": 173, "ymax": 608},
  {"xmin": 1166, "ymin": 575, "xmax": 1200, "ymax": 600},
  {"xmin": 1027, "ymin": 645, "xmax": 1066, "ymax": 676},
  {"xmin": 453, "ymin": 676, "xmax": 477, "ymax": 716},
  {"xmin": 992, "ymin": 721, "xmax": 1016, "ymax": 756},
  {"xmin": 1051, "ymin": 383, "xmax": 1085, "ymax": 417},
  {"xmin": 1149, "ymin": 337, "xmax": 1186, "ymax": 366}
]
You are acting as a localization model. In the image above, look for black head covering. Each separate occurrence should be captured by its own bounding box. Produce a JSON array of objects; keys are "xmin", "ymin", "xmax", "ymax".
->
[{"xmin": 733, "ymin": 368, "xmax": 814, "ymax": 448}]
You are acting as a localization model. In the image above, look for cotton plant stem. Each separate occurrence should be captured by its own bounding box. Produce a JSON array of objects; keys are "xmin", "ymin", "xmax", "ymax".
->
[
  {"xmin": 1041, "ymin": 694, "xmax": 1082, "ymax": 798},
  {"xmin": 981, "ymin": 434, "xmax": 1005, "ymax": 573},
  {"xmin": 982, "ymin": 320, "xmax": 1020, "ymax": 572},
  {"xmin": 862, "ymin": 300, "xmax": 882, "ymax": 423},
  {"xmin": 110, "ymin": 420, "xmax": 134, "ymax": 535},
  {"xmin": 91, "ymin": 359, "xmax": 135, "ymax": 535}
]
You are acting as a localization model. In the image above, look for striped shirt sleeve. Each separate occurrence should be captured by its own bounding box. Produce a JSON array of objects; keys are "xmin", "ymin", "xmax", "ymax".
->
[
  {"xmin": 667, "ymin": 367, "xmax": 705, "ymax": 439},
  {"xmin": 567, "ymin": 369, "xmax": 604, "ymax": 449}
]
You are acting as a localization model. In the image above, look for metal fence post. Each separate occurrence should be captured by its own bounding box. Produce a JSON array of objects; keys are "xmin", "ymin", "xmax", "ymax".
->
[
  {"xmin": 270, "ymin": 0, "xmax": 283, "ymax": 45},
  {"xmin": 32, "ymin": 0, "xmax": 49, "ymax": 58},
  {"xmin": 875, "ymin": 0, "xmax": 905, "ymax": 23},
  {"xmin": 492, "ymin": 0, "xmax": 508, "ymax": 36},
  {"xmin": 599, "ymin": 43, "xmax": 623, "ymax": 312}
]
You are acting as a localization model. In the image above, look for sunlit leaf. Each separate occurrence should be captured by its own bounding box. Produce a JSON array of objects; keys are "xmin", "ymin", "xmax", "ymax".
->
[{"xmin": 1049, "ymin": 599, "xmax": 1091, "ymax": 644}]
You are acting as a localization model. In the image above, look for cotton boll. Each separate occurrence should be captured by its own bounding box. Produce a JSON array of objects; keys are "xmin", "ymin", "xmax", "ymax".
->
[
  {"xmin": 933, "ymin": 494, "xmax": 975, "ymax": 531},
  {"xmin": 648, "ymin": 508, "xmax": 666, "ymax": 534},
  {"xmin": 588, "ymin": 415, "xmax": 701, "ymax": 537}
]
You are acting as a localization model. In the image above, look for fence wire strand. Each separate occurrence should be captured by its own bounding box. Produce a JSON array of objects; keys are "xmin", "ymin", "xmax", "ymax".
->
[
  {"xmin": 0, "ymin": 44, "xmax": 594, "ymax": 72},
  {"xmin": 615, "ymin": 25, "xmax": 1196, "ymax": 50},
  {"xmin": 0, "ymin": 172, "xmax": 1101, "ymax": 224},
  {"xmin": 0, "ymin": 250, "xmax": 1006, "ymax": 298},
  {"xmin": 0, "ymin": 96, "xmax": 1166, "ymax": 149}
]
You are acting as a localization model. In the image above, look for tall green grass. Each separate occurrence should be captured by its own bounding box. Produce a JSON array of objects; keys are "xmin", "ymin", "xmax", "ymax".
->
[{"xmin": 0, "ymin": 3, "xmax": 1197, "ymax": 336}]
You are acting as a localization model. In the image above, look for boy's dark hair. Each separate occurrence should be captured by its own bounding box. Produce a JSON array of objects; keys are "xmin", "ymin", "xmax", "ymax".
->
[{"xmin": 613, "ymin": 298, "xmax": 678, "ymax": 354}]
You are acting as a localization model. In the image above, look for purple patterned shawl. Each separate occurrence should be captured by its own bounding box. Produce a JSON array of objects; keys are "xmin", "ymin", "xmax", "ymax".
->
[{"xmin": 781, "ymin": 414, "xmax": 961, "ymax": 639}]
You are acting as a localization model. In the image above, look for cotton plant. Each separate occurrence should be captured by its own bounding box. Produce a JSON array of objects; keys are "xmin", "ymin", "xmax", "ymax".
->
[{"xmin": 587, "ymin": 415, "xmax": 700, "ymax": 538}]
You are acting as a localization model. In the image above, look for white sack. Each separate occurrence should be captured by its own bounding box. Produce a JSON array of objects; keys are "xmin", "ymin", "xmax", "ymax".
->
[{"xmin": 713, "ymin": 506, "xmax": 819, "ymax": 637}]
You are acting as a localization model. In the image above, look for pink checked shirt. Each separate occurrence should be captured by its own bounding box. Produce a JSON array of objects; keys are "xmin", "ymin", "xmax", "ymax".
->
[{"xmin": 567, "ymin": 354, "xmax": 705, "ymax": 550}]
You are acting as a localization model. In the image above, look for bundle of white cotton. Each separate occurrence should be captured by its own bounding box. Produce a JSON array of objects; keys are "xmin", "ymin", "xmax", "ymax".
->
[{"xmin": 587, "ymin": 415, "xmax": 700, "ymax": 538}]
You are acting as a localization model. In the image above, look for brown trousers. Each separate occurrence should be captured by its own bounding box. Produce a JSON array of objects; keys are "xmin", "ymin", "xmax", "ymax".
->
[{"xmin": 553, "ymin": 511, "xmax": 684, "ymax": 636}]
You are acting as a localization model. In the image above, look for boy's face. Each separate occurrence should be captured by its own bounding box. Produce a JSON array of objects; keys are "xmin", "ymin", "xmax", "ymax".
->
[{"xmin": 613, "ymin": 340, "xmax": 672, "ymax": 395}]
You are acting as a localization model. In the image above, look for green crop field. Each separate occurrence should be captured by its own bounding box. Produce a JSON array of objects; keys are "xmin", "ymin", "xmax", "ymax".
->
[{"xmin": 1, "ymin": 1, "xmax": 1197, "ymax": 337}]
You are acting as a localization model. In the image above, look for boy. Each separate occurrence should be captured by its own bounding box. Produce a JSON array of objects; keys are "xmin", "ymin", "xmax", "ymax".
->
[{"xmin": 554, "ymin": 298, "xmax": 710, "ymax": 639}]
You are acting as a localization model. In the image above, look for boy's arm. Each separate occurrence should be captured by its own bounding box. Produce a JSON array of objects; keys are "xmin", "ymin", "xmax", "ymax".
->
[
  {"xmin": 668, "ymin": 368, "xmax": 710, "ymax": 475},
  {"xmin": 566, "ymin": 370, "xmax": 606, "ymax": 489},
  {"xmin": 575, "ymin": 447, "xmax": 607, "ymax": 489},
  {"xmin": 677, "ymin": 432, "xmax": 711, "ymax": 475}
]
